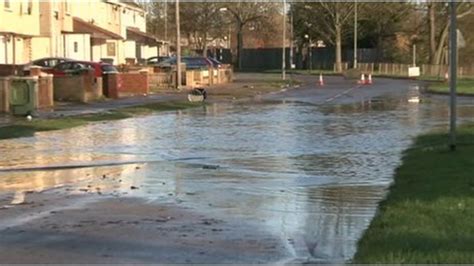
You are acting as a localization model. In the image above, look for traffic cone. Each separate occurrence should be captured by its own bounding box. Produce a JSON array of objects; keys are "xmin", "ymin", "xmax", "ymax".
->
[
  {"xmin": 318, "ymin": 73, "xmax": 325, "ymax": 86},
  {"xmin": 359, "ymin": 73, "xmax": 366, "ymax": 85},
  {"xmin": 367, "ymin": 73, "xmax": 373, "ymax": 85}
]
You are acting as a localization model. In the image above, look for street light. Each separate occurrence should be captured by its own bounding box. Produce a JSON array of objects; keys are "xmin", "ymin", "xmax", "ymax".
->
[
  {"xmin": 219, "ymin": 7, "xmax": 232, "ymax": 63},
  {"xmin": 353, "ymin": 0, "xmax": 358, "ymax": 69},
  {"xmin": 175, "ymin": 0, "xmax": 181, "ymax": 90},
  {"xmin": 304, "ymin": 34, "xmax": 312, "ymax": 72},
  {"xmin": 282, "ymin": 0, "xmax": 287, "ymax": 80},
  {"xmin": 449, "ymin": 1, "xmax": 457, "ymax": 151}
]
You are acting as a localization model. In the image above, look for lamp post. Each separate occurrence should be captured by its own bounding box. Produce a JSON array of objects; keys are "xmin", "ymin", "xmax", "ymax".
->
[
  {"xmin": 289, "ymin": 9, "xmax": 294, "ymax": 71},
  {"xmin": 353, "ymin": 0, "xmax": 358, "ymax": 69},
  {"xmin": 305, "ymin": 34, "xmax": 312, "ymax": 73},
  {"xmin": 449, "ymin": 0, "xmax": 457, "ymax": 151},
  {"xmin": 176, "ymin": 0, "xmax": 181, "ymax": 90},
  {"xmin": 282, "ymin": 0, "xmax": 287, "ymax": 80},
  {"xmin": 164, "ymin": 0, "xmax": 168, "ymax": 43}
]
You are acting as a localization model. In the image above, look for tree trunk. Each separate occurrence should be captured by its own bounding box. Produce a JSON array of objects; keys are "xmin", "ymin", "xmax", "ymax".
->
[
  {"xmin": 335, "ymin": 24, "xmax": 342, "ymax": 72},
  {"xmin": 429, "ymin": 2, "xmax": 437, "ymax": 64},
  {"xmin": 202, "ymin": 32, "xmax": 208, "ymax": 57},
  {"xmin": 434, "ymin": 22, "xmax": 449, "ymax": 65},
  {"xmin": 375, "ymin": 25, "xmax": 383, "ymax": 62},
  {"xmin": 237, "ymin": 22, "xmax": 243, "ymax": 70}
]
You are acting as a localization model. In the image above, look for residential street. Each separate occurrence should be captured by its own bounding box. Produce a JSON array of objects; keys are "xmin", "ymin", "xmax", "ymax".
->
[{"xmin": 1, "ymin": 74, "xmax": 473, "ymax": 264}]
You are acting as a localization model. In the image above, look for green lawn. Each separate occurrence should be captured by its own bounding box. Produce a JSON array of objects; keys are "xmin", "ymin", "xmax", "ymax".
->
[
  {"xmin": 0, "ymin": 102, "xmax": 202, "ymax": 140},
  {"xmin": 427, "ymin": 79, "xmax": 474, "ymax": 95},
  {"xmin": 353, "ymin": 124, "xmax": 474, "ymax": 263},
  {"xmin": 262, "ymin": 69, "xmax": 338, "ymax": 75}
]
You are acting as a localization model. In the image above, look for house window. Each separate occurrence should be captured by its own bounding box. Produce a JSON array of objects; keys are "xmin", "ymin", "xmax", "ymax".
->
[
  {"xmin": 74, "ymin": 42, "xmax": 78, "ymax": 53},
  {"xmin": 64, "ymin": 0, "xmax": 70, "ymax": 14},
  {"xmin": 4, "ymin": 0, "xmax": 10, "ymax": 9},
  {"xmin": 27, "ymin": 0, "xmax": 33, "ymax": 14},
  {"xmin": 107, "ymin": 42, "xmax": 116, "ymax": 57}
]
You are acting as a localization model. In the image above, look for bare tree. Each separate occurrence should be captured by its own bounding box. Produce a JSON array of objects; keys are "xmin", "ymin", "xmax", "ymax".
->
[
  {"xmin": 179, "ymin": 1, "xmax": 227, "ymax": 57},
  {"xmin": 293, "ymin": 1, "xmax": 354, "ymax": 72},
  {"xmin": 428, "ymin": 2, "xmax": 474, "ymax": 65},
  {"xmin": 359, "ymin": 2, "xmax": 415, "ymax": 62},
  {"xmin": 223, "ymin": 2, "xmax": 278, "ymax": 69}
]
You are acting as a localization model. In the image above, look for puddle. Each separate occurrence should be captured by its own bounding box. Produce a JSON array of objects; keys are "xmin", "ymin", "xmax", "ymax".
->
[{"xmin": 0, "ymin": 95, "xmax": 473, "ymax": 263}]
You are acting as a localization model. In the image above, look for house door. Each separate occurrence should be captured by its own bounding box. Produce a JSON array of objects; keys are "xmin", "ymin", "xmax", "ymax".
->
[
  {"xmin": 135, "ymin": 42, "xmax": 142, "ymax": 63},
  {"xmin": 0, "ymin": 36, "xmax": 5, "ymax": 64}
]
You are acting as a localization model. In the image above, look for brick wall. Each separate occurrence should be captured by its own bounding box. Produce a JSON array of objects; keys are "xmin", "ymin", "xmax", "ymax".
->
[
  {"xmin": 37, "ymin": 75, "xmax": 54, "ymax": 109},
  {"xmin": 104, "ymin": 71, "xmax": 149, "ymax": 99},
  {"xmin": 53, "ymin": 71, "xmax": 102, "ymax": 103},
  {"xmin": 118, "ymin": 71, "xmax": 149, "ymax": 97},
  {"xmin": 0, "ymin": 78, "xmax": 9, "ymax": 113},
  {"xmin": 149, "ymin": 73, "xmax": 171, "ymax": 92},
  {"xmin": 0, "ymin": 64, "xmax": 23, "ymax": 77}
]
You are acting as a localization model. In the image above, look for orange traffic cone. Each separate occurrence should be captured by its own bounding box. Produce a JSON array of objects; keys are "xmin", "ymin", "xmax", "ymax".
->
[
  {"xmin": 367, "ymin": 74, "xmax": 373, "ymax": 85},
  {"xmin": 318, "ymin": 73, "xmax": 325, "ymax": 86}
]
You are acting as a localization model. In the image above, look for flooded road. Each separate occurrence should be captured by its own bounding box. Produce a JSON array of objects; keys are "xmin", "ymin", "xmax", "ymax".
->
[{"xmin": 1, "ymin": 80, "xmax": 474, "ymax": 263}]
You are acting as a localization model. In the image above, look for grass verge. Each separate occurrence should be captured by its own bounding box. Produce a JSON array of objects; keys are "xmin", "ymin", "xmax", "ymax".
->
[
  {"xmin": 353, "ymin": 124, "xmax": 474, "ymax": 263},
  {"xmin": 0, "ymin": 101, "xmax": 202, "ymax": 140},
  {"xmin": 427, "ymin": 79, "xmax": 474, "ymax": 96},
  {"xmin": 262, "ymin": 69, "xmax": 339, "ymax": 76}
]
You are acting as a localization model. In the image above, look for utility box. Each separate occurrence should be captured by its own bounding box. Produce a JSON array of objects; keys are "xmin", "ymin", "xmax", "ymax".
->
[{"xmin": 9, "ymin": 77, "xmax": 38, "ymax": 115}]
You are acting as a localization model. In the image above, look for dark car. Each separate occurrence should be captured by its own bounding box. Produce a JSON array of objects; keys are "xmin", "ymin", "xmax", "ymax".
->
[
  {"xmin": 207, "ymin": 57, "xmax": 223, "ymax": 68},
  {"xmin": 47, "ymin": 61, "xmax": 118, "ymax": 78},
  {"xmin": 146, "ymin": 56, "xmax": 170, "ymax": 65},
  {"xmin": 157, "ymin": 56, "xmax": 214, "ymax": 70},
  {"xmin": 23, "ymin": 57, "xmax": 73, "ymax": 73}
]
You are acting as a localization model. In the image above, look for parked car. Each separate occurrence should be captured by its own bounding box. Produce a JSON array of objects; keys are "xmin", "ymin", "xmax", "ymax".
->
[
  {"xmin": 156, "ymin": 56, "xmax": 218, "ymax": 70},
  {"xmin": 46, "ymin": 61, "xmax": 118, "ymax": 78},
  {"xmin": 146, "ymin": 56, "xmax": 170, "ymax": 65},
  {"xmin": 23, "ymin": 57, "xmax": 73, "ymax": 74},
  {"xmin": 206, "ymin": 57, "xmax": 224, "ymax": 68}
]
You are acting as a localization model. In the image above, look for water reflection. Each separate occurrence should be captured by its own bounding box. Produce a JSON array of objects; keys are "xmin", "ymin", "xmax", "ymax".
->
[{"xmin": 0, "ymin": 96, "xmax": 473, "ymax": 263}]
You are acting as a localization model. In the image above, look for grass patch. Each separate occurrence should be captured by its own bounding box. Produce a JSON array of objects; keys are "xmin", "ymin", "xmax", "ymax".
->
[
  {"xmin": 427, "ymin": 79, "xmax": 474, "ymax": 95},
  {"xmin": 353, "ymin": 124, "xmax": 474, "ymax": 264},
  {"xmin": 0, "ymin": 101, "xmax": 202, "ymax": 140},
  {"xmin": 263, "ymin": 69, "xmax": 338, "ymax": 76}
]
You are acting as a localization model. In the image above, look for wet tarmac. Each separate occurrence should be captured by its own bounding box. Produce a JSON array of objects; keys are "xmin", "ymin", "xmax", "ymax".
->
[{"xmin": 0, "ymin": 76, "xmax": 473, "ymax": 263}]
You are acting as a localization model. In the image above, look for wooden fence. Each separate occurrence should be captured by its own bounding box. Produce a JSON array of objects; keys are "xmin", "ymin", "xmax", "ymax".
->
[{"xmin": 355, "ymin": 63, "xmax": 474, "ymax": 79}]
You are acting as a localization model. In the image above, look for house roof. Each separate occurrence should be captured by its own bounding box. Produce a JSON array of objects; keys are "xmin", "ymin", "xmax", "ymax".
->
[
  {"xmin": 72, "ymin": 17, "xmax": 123, "ymax": 40},
  {"xmin": 120, "ymin": 0, "xmax": 141, "ymax": 8},
  {"xmin": 0, "ymin": 31, "xmax": 37, "ymax": 38},
  {"xmin": 126, "ymin": 27, "xmax": 160, "ymax": 45}
]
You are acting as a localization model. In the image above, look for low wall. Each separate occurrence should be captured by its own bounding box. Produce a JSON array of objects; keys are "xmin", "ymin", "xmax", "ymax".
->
[
  {"xmin": 37, "ymin": 75, "xmax": 54, "ymax": 109},
  {"xmin": 0, "ymin": 78, "xmax": 9, "ymax": 113},
  {"xmin": 0, "ymin": 64, "xmax": 24, "ymax": 77},
  {"xmin": 53, "ymin": 71, "xmax": 102, "ymax": 103},
  {"xmin": 118, "ymin": 71, "xmax": 149, "ymax": 97},
  {"xmin": 186, "ymin": 67, "xmax": 233, "ymax": 87},
  {"xmin": 149, "ymin": 72, "xmax": 171, "ymax": 91},
  {"xmin": 104, "ymin": 71, "xmax": 149, "ymax": 99}
]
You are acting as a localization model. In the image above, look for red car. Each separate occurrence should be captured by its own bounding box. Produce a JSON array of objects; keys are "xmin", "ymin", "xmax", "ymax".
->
[{"xmin": 46, "ymin": 61, "xmax": 118, "ymax": 77}]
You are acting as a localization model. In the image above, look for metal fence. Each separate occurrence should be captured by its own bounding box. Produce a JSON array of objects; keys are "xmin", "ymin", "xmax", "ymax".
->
[{"xmin": 240, "ymin": 47, "xmax": 379, "ymax": 71}]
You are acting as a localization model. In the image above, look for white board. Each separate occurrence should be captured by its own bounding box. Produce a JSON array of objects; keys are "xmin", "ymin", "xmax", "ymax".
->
[{"xmin": 408, "ymin": 67, "xmax": 420, "ymax": 77}]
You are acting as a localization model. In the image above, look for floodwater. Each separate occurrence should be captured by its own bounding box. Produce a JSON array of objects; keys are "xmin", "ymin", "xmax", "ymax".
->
[{"xmin": 1, "ymin": 85, "xmax": 474, "ymax": 263}]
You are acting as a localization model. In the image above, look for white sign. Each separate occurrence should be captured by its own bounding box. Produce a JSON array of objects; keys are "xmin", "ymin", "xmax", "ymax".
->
[{"xmin": 408, "ymin": 67, "xmax": 420, "ymax": 77}]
